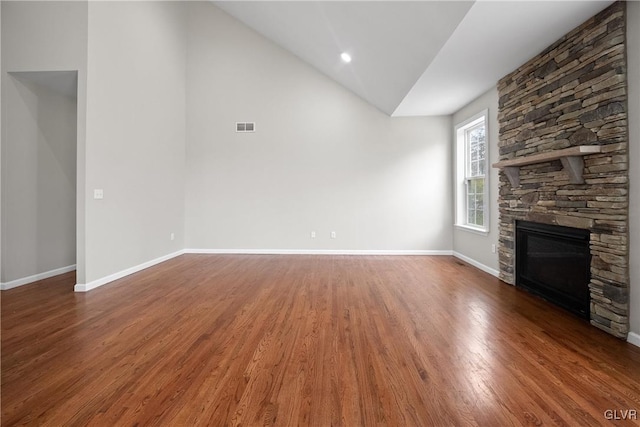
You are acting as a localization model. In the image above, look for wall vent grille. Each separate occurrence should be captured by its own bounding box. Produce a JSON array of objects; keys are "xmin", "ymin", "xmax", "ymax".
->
[{"xmin": 236, "ymin": 122, "xmax": 255, "ymax": 133}]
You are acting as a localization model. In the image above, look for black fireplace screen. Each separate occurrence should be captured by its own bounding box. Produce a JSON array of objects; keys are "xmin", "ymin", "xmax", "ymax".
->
[{"xmin": 516, "ymin": 221, "xmax": 591, "ymax": 319}]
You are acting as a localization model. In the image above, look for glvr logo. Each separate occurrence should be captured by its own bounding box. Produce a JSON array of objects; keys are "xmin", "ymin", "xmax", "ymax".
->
[{"xmin": 604, "ymin": 409, "xmax": 638, "ymax": 420}]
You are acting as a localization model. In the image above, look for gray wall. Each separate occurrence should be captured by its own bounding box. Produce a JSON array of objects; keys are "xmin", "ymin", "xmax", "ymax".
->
[
  {"xmin": 1, "ymin": 3, "xmax": 3, "ymax": 280},
  {"xmin": 83, "ymin": 1, "xmax": 187, "ymax": 283},
  {"xmin": 2, "ymin": 75, "xmax": 77, "ymax": 283},
  {"xmin": 451, "ymin": 88, "xmax": 500, "ymax": 275},
  {"xmin": 1, "ymin": 1, "xmax": 87, "ymax": 283},
  {"xmin": 627, "ymin": 1, "xmax": 640, "ymax": 341},
  {"xmin": 1, "ymin": 1, "xmax": 87, "ymax": 70},
  {"xmin": 185, "ymin": 2, "xmax": 453, "ymax": 252}
]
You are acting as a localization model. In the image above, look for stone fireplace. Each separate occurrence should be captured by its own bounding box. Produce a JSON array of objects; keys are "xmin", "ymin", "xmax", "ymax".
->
[{"xmin": 495, "ymin": 2, "xmax": 629, "ymax": 338}]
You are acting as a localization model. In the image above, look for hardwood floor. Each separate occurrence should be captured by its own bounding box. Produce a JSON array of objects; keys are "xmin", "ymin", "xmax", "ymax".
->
[{"xmin": 2, "ymin": 255, "xmax": 640, "ymax": 426}]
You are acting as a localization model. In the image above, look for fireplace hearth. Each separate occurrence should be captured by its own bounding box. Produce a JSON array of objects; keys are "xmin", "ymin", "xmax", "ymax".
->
[{"xmin": 516, "ymin": 221, "xmax": 591, "ymax": 319}]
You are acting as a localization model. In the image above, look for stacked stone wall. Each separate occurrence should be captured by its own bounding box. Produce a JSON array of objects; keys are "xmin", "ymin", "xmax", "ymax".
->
[{"xmin": 497, "ymin": 2, "xmax": 629, "ymax": 338}]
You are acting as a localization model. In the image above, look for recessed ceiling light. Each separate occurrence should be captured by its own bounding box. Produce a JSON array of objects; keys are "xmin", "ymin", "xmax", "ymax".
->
[{"xmin": 340, "ymin": 52, "xmax": 352, "ymax": 63}]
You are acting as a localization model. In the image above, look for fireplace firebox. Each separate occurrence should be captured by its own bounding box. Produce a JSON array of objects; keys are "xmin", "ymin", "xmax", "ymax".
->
[{"xmin": 516, "ymin": 221, "xmax": 591, "ymax": 319}]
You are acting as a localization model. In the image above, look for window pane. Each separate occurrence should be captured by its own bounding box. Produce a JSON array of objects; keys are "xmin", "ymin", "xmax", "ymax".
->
[
  {"xmin": 470, "ymin": 127, "xmax": 484, "ymax": 144},
  {"xmin": 466, "ymin": 123, "xmax": 486, "ymax": 179},
  {"xmin": 476, "ymin": 189, "xmax": 484, "ymax": 226},
  {"xmin": 478, "ymin": 141, "xmax": 486, "ymax": 161},
  {"xmin": 467, "ymin": 195, "xmax": 475, "ymax": 224},
  {"xmin": 465, "ymin": 177, "xmax": 485, "ymax": 227}
]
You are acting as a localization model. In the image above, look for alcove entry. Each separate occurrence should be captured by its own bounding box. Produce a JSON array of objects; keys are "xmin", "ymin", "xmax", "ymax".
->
[{"xmin": 1, "ymin": 70, "xmax": 78, "ymax": 289}]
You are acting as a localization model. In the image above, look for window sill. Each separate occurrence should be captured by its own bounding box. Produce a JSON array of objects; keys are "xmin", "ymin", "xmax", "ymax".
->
[{"xmin": 455, "ymin": 224, "xmax": 490, "ymax": 236}]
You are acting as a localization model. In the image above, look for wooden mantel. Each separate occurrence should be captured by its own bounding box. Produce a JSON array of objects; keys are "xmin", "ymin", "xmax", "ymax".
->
[{"xmin": 492, "ymin": 145, "xmax": 602, "ymax": 187}]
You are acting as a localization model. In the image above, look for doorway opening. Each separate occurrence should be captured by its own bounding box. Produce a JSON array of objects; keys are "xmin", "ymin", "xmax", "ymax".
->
[{"xmin": 1, "ymin": 70, "xmax": 78, "ymax": 290}]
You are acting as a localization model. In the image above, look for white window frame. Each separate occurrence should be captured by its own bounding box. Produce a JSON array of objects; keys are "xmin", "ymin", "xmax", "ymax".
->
[{"xmin": 455, "ymin": 110, "xmax": 489, "ymax": 234}]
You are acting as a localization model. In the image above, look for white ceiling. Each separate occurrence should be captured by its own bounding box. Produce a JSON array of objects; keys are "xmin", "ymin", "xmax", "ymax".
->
[
  {"xmin": 395, "ymin": 0, "xmax": 615, "ymax": 116},
  {"xmin": 214, "ymin": 1, "xmax": 614, "ymax": 117}
]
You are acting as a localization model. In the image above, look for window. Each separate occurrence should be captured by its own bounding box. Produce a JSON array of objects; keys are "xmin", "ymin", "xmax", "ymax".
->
[{"xmin": 455, "ymin": 111, "xmax": 489, "ymax": 233}]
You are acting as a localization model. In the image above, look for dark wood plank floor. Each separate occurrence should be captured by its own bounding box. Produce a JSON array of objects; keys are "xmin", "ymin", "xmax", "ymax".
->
[{"xmin": 2, "ymin": 255, "xmax": 640, "ymax": 426}]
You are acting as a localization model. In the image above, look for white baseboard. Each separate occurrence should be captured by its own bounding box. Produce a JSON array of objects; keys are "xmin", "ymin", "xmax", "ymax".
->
[
  {"xmin": 184, "ymin": 248, "xmax": 453, "ymax": 256},
  {"xmin": 628, "ymin": 332, "xmax": 640, "ymax": 348},
  {"xmin": 452, "ymin": 251, "xmax": 500, "ymax": 278},
  {"xmin": 74, "ymin": 250, "xmax": 184, "ymax": 292},
  {"xmin": 1, "ymin": 264, "xmax": 77, "ymax": 290}
]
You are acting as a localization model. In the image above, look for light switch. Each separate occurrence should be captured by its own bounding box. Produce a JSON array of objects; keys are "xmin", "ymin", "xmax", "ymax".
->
[{"xmin": 94, "ymin": 189, "xmax": 104, "ymax": 200}]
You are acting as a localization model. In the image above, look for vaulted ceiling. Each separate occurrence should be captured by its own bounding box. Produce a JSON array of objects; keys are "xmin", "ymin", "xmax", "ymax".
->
[{"xmin": 214, "ymin": 1, "xmax": 614, "ymax": 116}]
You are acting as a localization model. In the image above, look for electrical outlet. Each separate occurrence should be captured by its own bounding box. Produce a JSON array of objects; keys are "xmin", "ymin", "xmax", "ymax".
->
[
  {"xmin": 331, "ymin": 231, "xmax": 336, "ymax": 239},
  {"xmin": 310, "ymin": 231, "xmax": 316, "ymax": 238},
  {"xmin": 491, "ymin": 244, "xmax": 496, "ymax": 253},
  {"xmin": 170, "ymin": 233, "xmax": 175, "ymax": 241},
  {"xmin": 93, "ymin": 189, "xmax": 104, "ymax": 200}
]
